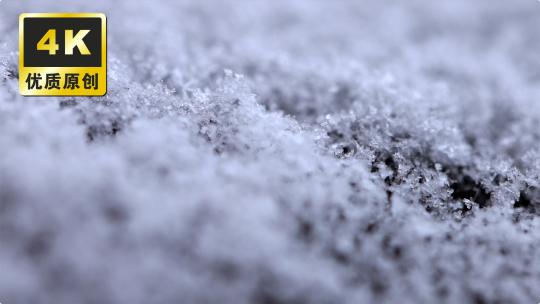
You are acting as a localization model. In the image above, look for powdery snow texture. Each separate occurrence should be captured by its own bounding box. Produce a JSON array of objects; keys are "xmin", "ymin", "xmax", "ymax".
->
[{"xmin": 1, "ymin": 1, "xmax": 540, "ymax": 303}]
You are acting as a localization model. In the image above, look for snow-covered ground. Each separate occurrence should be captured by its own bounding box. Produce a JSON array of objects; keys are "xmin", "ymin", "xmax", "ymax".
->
[{"xmin": 2, "ymin": 0, "xmax": 540, "ymax": 303}]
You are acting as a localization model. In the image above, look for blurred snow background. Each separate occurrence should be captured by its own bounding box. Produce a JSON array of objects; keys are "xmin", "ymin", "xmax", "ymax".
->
[{"xmin": 2, "ymin": 0, "xmax": 540, "ymax": 303}]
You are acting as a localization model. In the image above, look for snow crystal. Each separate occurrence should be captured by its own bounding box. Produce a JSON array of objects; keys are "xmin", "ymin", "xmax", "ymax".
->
[{"xmin": 1, "ymin": 0, "xmax": 540, "ymax": 303}]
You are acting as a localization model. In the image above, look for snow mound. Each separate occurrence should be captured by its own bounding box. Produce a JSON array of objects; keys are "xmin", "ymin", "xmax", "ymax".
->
[{"xmin": 1, "ymin": 1, "xmax": 540, "ymax": 303}]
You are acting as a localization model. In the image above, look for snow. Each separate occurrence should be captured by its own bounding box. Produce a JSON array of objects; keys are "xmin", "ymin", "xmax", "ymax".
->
[{"xmin": 1, "ymin": 0, "xmax": 540, "ymax": 303}]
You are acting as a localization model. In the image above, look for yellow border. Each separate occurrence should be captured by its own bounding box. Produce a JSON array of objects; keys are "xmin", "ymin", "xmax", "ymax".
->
[{"xmin": 19, "ymin": 13, "xmax": 107, "ymax": 96}]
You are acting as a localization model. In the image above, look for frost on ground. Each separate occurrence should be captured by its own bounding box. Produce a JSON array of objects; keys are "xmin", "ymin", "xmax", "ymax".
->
[{"xmin": 1, "ymin": 0, "xmax": 540, "ymax": 303}]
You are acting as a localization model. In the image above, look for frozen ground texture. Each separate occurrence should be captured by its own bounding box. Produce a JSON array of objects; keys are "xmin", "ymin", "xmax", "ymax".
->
[{"xmin": 1, "ymin": 0, "xmax": 540, "ymax": 303}]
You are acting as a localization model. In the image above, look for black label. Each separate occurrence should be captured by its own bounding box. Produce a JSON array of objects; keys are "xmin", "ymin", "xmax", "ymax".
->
[{"xmin": 24, "ymin": 17, "xmax": 102, "ymax": 67}]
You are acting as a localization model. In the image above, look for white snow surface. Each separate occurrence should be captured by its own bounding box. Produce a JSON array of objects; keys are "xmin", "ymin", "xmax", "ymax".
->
[{"xmin": 1, "ymin": 0, "xmax": 540, "ymax": 303}]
